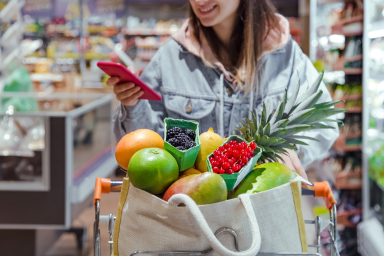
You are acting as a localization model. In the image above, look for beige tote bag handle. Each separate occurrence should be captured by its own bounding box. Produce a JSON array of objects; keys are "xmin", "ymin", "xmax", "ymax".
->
[{"xmin": 168, "ymin": 194, "xmax": 261, "ymax": 256}]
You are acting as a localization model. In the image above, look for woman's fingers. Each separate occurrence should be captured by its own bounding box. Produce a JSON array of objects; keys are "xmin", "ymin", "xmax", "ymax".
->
[
  {"xmin": 113, "ymin": 82, "xmax": 135, "ymax": 94},
  {"xmin": 121, "ymin": 90, "xmax": 144, "ymax": 106},
  {"xmin": 106, "ymin": 76, "xmax": 120, "ymax": 86},
  {"xmin": 116, "ymin": 85, "xmax": 141, "ymax": 101}
]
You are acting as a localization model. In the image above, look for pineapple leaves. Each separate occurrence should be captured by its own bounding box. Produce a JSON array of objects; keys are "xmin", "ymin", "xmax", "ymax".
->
[
  {"xmin": 314, "ymin": 100, "xmax": 343, "ymax": 110},
  {"xmin": 310, "ymin": 123, "xmax": 336, "ymax": 129},
  {"xmin": 269, "ymin": 100, "xmax": 284, "ymax": 127},
  {"xmin": 270, "ymin": 119, "xmax": 289, "ymax": 133},
  {"xmin": 305, "ymin": 108, "xmax": 347, "ymax": 124},
  {"xmin": 284, "ymin": 80, "xmax": 300, "ymax": 115},
  {"xmin": 285, "ymin": 135, "xmax": 319, "ymax": 142},
  {"xmin": 283, "ymin": 124, "xmax": 314, "ymax": 137},
  {"xmin": 261, "ymin": 103, "xmax": 267, "ymax": 126},
  {"xmin": 263, "ymin": 123, "xmax": 271, "ymax": 136},
  {"xmin": 297, "ymin": 70, "xmax": 324, "ymax": 103},
  {"xmin": 270, "ymin": 128, "xmax": 287, "ymax": 138},
  {"xmin": 288, "ymin": 108, "xmax": 316, "ymax": 125},
  {"xmin": 285, "ymin": 138, "xmax": 308, "ymax": 146},
  {"xmin": 259, "ymin": 135, "xmax": 270, "ymax": 145},
  {"xmin": 291, "ymin": 91, "xmax": 323, "ymax": 115},
  {"xmin": 258, "ymin": 124, "xmax": 264, "ymax": 137}
]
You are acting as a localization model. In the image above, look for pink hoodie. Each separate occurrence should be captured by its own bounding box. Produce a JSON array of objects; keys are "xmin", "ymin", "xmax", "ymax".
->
[{"xmin": 172, "ymin": 14, "xmax": 290, "ymax": 85}]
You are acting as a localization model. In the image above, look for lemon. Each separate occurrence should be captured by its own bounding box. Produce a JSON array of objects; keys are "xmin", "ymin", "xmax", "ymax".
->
[{"xmin": 195, "ymin": 128, "xmax": 223, "ymax": 172}]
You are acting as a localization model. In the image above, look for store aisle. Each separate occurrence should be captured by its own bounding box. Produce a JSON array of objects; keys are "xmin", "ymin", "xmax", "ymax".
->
[{"xmin": 46, "ymin": 191, "xmax": 121, "ymax": 256}]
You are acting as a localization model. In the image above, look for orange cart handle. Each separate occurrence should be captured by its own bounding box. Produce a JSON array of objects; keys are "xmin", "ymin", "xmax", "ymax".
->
[
  {"xmin": 93, "ymin": 177, "xmax": 123, "ymax": 205},
  {"xmin": 313, "ymin": 181, "xmax": 337, "ymax": 210}
]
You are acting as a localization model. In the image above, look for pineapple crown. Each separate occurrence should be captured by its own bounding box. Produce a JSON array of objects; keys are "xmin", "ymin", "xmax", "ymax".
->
[{"xmin": 237, "ymin": 70, "xmax": 346, "ymax": 163}]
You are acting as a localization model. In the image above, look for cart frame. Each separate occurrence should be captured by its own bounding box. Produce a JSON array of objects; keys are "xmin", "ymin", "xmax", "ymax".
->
[{"xmin": 93, "ymin": 178, "xmax": 339, "ymax": 256}]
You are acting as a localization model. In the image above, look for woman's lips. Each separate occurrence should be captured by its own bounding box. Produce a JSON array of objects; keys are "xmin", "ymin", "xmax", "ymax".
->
[{"xmin": 199, "ymin": 5, "xmax": 217, "ymax": 15}]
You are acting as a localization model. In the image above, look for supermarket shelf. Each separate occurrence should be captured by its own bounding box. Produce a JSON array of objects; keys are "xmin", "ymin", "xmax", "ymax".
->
[
  {"xmin": 337, "ymin": 209, "xmax": 362, "ymax": 227},
  {"xmin": 370, "ymin": 19, "xmax": 384, "ymax": 33},
  {"xmin": 317, "ymin": 0, "xmax": 354, "ymax": 5},
  {"xmin": 335, "ymin": 144, "xmax": 361, "ymax": 151},
  {"xmin": 334, "ymin": 16, "xmax": 364, "ymax": 26},
  {"xmin": 370, "ymin": 70, "xmax": 384, "ymax": 81},
  {"xmin": 341, "ymin": 94, "xmax": 362, "ymax": 101},
  {"xmin": 123, "ymin": 28, "xmax": 174, "ymax": 36},
  {"xmin": 347, "ymin": 107, "xmax": 362, "ymax": 113},
  {"xmin": 344, "ymin": 68, "xmax": 363, "ymax": 75},
  {"xmin": 335, "ymin": 183, "xmax": 362, "ymax": 190},
  {"xmin": 333, "ymin": 56, "xmax": 363, "ymax": 72}
]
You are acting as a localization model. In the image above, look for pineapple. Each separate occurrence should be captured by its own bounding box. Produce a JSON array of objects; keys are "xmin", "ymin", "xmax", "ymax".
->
[{"xmin": 237, "ymin": 71, "xmax": 346, "ymax": 163}]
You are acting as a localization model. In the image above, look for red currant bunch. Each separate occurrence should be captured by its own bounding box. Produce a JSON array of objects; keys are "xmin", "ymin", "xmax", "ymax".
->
[{"xmin": 209, "ymin": 141, "xmax": 257, "ymax": 174}]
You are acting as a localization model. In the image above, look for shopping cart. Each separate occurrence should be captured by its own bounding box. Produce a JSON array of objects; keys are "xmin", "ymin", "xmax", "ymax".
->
[{"xmin": 93, "ymin": 177, "xmax": 339, "ymax": 256}]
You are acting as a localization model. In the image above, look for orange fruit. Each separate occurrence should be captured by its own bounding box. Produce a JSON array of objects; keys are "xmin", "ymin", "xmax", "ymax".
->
[
  {"xmin": 128, "ymin": 148, "xmax": 179, "ymax": 194},
  {"xmin": 115, "ymin": 129, "xmax": 164, "ymax": 170}
]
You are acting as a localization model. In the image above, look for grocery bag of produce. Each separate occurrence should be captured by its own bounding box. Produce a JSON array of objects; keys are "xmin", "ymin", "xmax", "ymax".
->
[{"xmin": 112, "ymin": 175, "xmax": 308, "ymax": 256}]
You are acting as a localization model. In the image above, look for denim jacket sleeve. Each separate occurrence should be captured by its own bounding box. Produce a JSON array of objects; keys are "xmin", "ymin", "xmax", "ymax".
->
[
  {"xmin": 113, "ymin": 53, "xmax": 166, "ymax": 142},
  {"xmin": 290, "ymin": 43, "xmax": 340, "ymax": 167}
]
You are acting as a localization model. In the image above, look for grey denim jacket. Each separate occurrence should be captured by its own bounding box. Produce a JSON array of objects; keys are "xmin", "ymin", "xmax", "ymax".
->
[{"xmin": 113, "ymin": 38, "xmax": 339, "ymax": 167}]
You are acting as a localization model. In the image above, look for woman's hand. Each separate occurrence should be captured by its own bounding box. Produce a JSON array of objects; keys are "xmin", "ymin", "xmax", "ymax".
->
[
  {"xmin": 106, "ymin": 66, "xmax": 144, "ymax": 107},
  {"xmin": 278, "ymin": 149, "xmax": 308, "ymax": 180}
]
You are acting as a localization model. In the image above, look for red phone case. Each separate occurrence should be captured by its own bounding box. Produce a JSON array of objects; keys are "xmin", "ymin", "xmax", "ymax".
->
[{"xmin": 97, "ymin": 62, "xmax": 162, "ymax": 101}]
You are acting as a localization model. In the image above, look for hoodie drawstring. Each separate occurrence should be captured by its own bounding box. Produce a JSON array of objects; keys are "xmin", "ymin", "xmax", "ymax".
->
[{"xmin": 219, "ymin": 74, "xmax": 224, "ymax": 137}]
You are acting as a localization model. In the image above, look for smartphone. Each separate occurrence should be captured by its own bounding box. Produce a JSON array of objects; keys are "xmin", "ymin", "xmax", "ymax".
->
[{"xmin": 97, "ymin": 62, "xmax": 162, "ymax": 101}]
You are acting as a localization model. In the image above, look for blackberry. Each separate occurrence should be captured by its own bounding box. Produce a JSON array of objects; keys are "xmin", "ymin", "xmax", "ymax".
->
[
  {"xmin": 176, "ymin": 134, "xmax": 190, "ymax": 147},
  {"xmin": 185, "ymin": 129, "xmax": 196, "ymax": 140},
  {"xmin": 167, "ymin": 127, "xmax": 183, "ymax": 139},
  {"xmin": 167, "ymin": 137, "xmax": 179, "ymax": 147},
  {"xmin": 184, "ymin": 141, "xmax": 196, "ymax": 149},
  {"xmin": 176, "ymin": 146, "xmax": 186, "ymax": 151}
]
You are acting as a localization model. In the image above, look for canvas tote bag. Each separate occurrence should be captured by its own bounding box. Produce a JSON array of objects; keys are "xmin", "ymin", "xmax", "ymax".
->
[{"xmin": 112, "ymin": 177, "xmax": 308, "ymax": 256}]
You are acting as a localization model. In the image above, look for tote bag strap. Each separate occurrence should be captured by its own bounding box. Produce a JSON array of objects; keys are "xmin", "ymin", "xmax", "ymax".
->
[{"xmin": 168, "ymin": 194, "xmax": 261, "ymax": 256}]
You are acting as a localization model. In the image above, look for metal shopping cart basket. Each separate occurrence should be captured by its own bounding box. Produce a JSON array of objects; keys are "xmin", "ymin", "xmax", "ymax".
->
[{"xmin": 93, "ymin": 177, "xmax": 339, "ymax": 256}]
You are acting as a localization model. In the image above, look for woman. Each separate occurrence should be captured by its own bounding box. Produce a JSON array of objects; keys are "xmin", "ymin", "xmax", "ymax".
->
[{"xmin": 108, "ymin": 0, "xmax": 339, "ymax": 179}]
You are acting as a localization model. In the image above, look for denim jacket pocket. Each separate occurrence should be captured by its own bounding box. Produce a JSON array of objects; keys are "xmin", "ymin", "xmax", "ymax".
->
[{"xmin": 163, "ymin": 92, "xmax": 216, "ymax": 121}]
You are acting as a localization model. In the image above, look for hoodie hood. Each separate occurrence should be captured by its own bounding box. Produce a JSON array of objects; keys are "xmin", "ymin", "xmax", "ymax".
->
[{"xmin": 172, "ymin": 14, "xmax": 290, "ymax": 84}]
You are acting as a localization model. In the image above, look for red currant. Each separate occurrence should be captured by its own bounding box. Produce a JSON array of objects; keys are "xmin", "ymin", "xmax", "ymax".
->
[
  {"xmin": 249, "ymin": 142, "xmax": 257, "ymax": 150},
  {"xmin": 248, "ymin": 156, "xmax": 252, "ymax": 161},
  {"xmin": 224, "ymin": 143, "xmax": 230, "ymax": 149},
  {"xmin": 230, "ymin": 140, "xmax": 237, "ymax": 145},
  {"xmin": 228, "ymin": 159, "xmax": 234, "ymax": 165},
  {"xmin": 236, "ymin": 144, "xmax": 242, "ymax": 151},
  {"xmin": 240, "ymin": 149, "xmax": 246, "ymax": 156},
  {"xmin": 223, "ymin": 162, "xmax": 230, "ymax": 170},
  {"xmin": 218, "ymin": 157, "xmax": 224, "ymax": 166},
  {"xmin": 214, "ymin": 150, "xmax": 220, "ymax": 157},
  {"xmin": 240, "ymin": 141, "xmax": 247, "ymax": 148},
  {"xmin": 219, "ymin": 146, "xmax": 225, "ymax": 152},
  {"xmin": 247, "ymin": 147, "xmax": 253, "ymax": 154},
  {"xmin": 219, "ymin": 168, "xmax": 225, "ymax": 174},
  {"xmin": 234, "ymin": 164, "xmax": 241, "ymax": 172},
  {"xmin": 233, "ymin": 150, "xmax": 240, "ymax": 158},
  {"xmin": 241, "ymin": 156, "xmax": 247, "ymax": 163},
  {"xmin": 227, "ymin": 148, "xmax": 233, "ymax": 155},
  {"xmin": 226, "ymin": 169, "xmax": 234, "ymax": 174},
  {"xmin": 213, "ymin": 167, "xmax": 219, "ymax": 173},
  {"xmin": 212, "ymin": 160, "xmax": 218, "ymax": 167}
]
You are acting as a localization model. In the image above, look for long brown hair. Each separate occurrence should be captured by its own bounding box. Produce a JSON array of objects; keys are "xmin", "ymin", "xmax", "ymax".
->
[{"xmin": 189, "ymin": 0, "xmax": 282, "ymax": 93}]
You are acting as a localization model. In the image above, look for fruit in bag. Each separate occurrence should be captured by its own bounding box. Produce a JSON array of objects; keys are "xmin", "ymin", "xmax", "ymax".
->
[
  {"xmin": 163, "ymin": 172, "xmax": 227, "ymax": 205},
  {"xmin": 231, "ymin": 162, "xmax": 297, "ymax": 198},
  {"xmin": 195, "ymin": 128, "xmax": 223, "ymax": 172},
  {"xmin": 115, "ymin": 129, "xmax": 164, "ymax": 170},
  {"xmin": 128, "ymin": 148, "xmax": 179, "ymax": 194}
]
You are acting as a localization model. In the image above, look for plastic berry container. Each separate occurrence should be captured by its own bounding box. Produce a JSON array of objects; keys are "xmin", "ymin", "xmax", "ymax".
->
[
  {"xmin": 163, "ymin": 118, "xmax": 201, "ymax": 172},
  {"xmin": 206, "ymin": 135, "xmax": 262, "ymax": 191}
]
